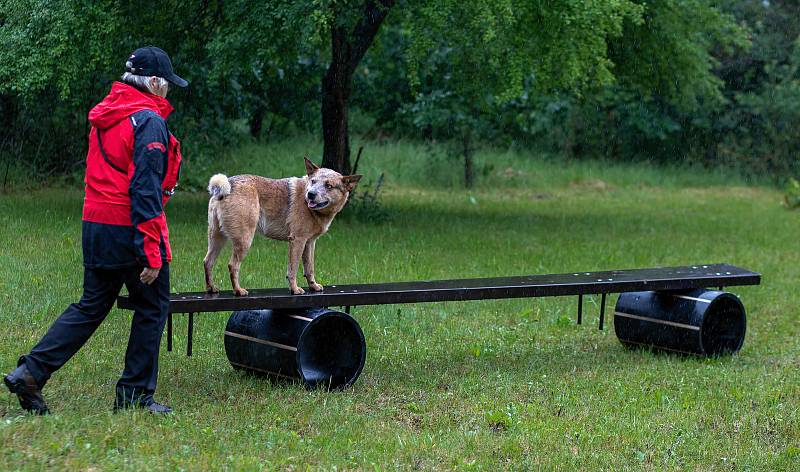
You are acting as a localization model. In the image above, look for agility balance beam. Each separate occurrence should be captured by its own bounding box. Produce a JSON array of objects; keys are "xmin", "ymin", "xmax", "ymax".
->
[
  {"xmin": 120, "ymin": 263, "xmax": 758, "ymax": 313},
  {"xmin": 117, "ymin": 263, "xmax": 759, "ymax": 355}
]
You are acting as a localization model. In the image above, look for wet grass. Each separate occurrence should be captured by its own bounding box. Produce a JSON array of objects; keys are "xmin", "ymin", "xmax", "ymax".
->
[{"xmin": 0, "ymin": 140, "xmax": 797, "ymax": 470}]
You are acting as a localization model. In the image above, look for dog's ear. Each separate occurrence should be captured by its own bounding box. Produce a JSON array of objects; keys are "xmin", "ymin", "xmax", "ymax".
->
[
  {"xmin": 341, "ymin": 174, "xmax": 362, "ymax": 192},
  {"xmin": 304, "ymin": 156, "xmax": 320, "ymax": 176}
]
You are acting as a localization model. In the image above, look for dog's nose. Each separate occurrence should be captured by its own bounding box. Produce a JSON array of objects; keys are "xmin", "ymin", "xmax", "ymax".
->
[{"xmin": 307, "ymin": 191, "xmax": 317, "ymax": 201}]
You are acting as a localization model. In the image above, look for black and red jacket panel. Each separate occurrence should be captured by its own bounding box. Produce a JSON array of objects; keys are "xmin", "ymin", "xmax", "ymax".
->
[{"xmin": 82, "ymin": 82, "xmax": 182, "ymax": 270}]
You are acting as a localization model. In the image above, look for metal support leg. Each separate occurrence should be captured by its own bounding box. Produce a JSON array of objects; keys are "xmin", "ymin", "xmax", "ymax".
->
[
  {"xmin": 345, "ymin": 306, "xmax": 351, "ymax": 314},
  {"xmin": 599, "ymin": 293, "xmax": 606, "ymax": 331},
  {"xmin": 187, "ymin": 312, "xmax": 194, "ymax": 357},
  {"xmin": 167, "ymin": 312, "xmax": 173, "ymax": 352},
  {"xmin": 577, "ymin": 295, "xmax": 583, "ymax": 325}
]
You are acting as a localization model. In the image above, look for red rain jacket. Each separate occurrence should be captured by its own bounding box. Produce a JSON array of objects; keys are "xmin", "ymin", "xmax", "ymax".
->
[{"xmin": 82, "ymin": 82, "xmax": 182, "ymax": 269}]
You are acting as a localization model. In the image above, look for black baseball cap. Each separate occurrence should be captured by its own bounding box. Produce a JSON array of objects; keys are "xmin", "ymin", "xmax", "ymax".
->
[{"xmin": 125, "ymin": 46, "xmax": 188, "ymax": 87}]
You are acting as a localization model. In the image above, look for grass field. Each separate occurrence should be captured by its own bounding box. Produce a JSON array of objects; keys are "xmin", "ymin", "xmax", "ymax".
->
[{"xmin": 1, "ymin": 139, "xmax": 798, "ymax": 470}]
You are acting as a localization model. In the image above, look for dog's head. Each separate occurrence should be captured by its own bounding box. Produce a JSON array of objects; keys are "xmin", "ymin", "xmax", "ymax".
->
[{"xmin": 303, "ymin": 157, "xmax": 362, "ymax": 213}]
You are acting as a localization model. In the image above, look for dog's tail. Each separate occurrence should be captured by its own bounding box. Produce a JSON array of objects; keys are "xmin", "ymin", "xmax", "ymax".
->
[{"xmin": 208, "ymin": 174, "xmax": 232, "ymax": 200}]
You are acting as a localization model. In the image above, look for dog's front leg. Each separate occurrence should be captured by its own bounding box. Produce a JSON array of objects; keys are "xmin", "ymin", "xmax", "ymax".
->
[
  {"xmin": 287, "ymin": 236, "xmax": 307, "ymax": 294},
  {"xmin": 302, "ymin": 238, "xmax": 323, "ymax": 292}
]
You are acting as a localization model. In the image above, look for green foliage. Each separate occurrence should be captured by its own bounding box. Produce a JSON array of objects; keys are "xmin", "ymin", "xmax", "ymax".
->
[
  {"xmin": 0, "ymin": 0, "xmax": 122, "ymax": 172},
  {"xmin": 353, "ymin": 1, "xmax": 752, "ymax": 184},
  {"xmin": 0, "ymin": 0, "xmax": 796, "ymax": 184},
  {"xmin": 404, "ymin": 0, "xmax": 644, "ymax": 101},
  {"xmin": 438, "ymin": 0, "xmax": 800, "ymax": 182},
  {"xmin": 783, "ymin": 177, "xmax": 800, "ymax": 210},
  {"xmin": 350, "ymin": 26, "xmax": 413, "ymax": 133},
  {"xmin": 0, "ymin": 0, "xmax": 237, "ymax": 175},
  {"xmin": 498, "ymin": 1, "xmax": 748, "ymax": 165},
  {"xmin": 608, "ymin": 0, "xmax": 748, "ymax": 111},
  {"xmin": 205, "ymin": 0, "xmax": 325, "ymax": 138},
  {"xmin": 379, "ymin": 0, "xmax": 645, "ymax": 186},
  {"xmin": 396, "ymin": 0, "xmax": 647, "ymax": 129},
  {"xmin": 714, "ymin": 2, "xmax": 800, "ymax": 178},
  {"xmin": 0, "ymin": 0, "xmax": 121, "ymax": 101},
  {"xmin": 484, "ymin": 406, "xmax": 514, "ymax": 431},
  {"xmin": 565, "ymin": 0, "xmax": 799, "ymax": 178},
  {"xmin": 344, "ymin": 172, "xmax": 390, "ymax": 223}
]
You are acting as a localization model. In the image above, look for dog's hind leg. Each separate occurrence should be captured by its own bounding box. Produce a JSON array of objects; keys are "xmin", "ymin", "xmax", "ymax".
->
[
  {"xmin": 204, "ymin": 208, "xmax": 228, "ymax": 293},
  {"xmin": 228, "ymin": 234, "xmax": 255, "ymax": 297},
  {"xmin": 228, "ymin": 214, "xmax": 258, "ymax": 297},
  {"xmin": 204, "ymin": 232, "xmax": 227, "ymax": 293}
]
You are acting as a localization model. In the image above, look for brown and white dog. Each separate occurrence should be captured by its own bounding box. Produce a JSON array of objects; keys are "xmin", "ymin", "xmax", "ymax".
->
[{"xmin": 204, "ymin": 157, "xmax": 361, "ymax": 295}]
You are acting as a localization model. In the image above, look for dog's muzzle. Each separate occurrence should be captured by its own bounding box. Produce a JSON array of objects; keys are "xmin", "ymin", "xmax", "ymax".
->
[{"xmin": 307, "ymin": 199, "xmax": 329, "ymax": 210}]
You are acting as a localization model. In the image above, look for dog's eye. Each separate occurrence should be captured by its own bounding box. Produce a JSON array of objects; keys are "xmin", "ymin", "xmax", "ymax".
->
[
  {"xmin": 311, "ymin": 179, "xmax": 317, "ymax": 185},
  {"xmin": 325, "ymin": 183, "xmax": 333, "ymax": 190}
]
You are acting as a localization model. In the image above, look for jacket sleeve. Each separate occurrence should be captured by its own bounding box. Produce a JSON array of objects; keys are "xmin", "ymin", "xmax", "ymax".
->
[{"xmin": 130, "ymin": 112, "xmax": 168, "ymax": 269}]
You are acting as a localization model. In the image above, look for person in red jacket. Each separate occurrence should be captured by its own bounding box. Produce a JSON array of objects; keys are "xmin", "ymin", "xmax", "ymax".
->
[{"xmin": 3, "ymin": 46, "xmax": 187, "ymax": 415}]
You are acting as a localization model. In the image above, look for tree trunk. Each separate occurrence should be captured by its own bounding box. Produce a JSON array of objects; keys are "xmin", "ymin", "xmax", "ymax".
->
[
  {"xmin": 463, "ymin": 131, "xmax": 474, "ymax": 188},
  {"xmin": 564, "ymin": 103, "xmax": 577, "ymax": 159},
  {"xmin": 249, "ymin": 103, "xmax": 266, "ymax": 140},
  {"xmin": 321, "ymin": 0, "xmax": 396, "ymax": 173},
  {"xmin": 321, "ymin": 26, "xmax": 352, "ymax": 174}
]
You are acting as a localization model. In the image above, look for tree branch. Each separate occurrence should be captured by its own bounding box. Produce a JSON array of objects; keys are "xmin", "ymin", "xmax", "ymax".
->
[{"xmin": 345, "ymin": 0, "xmax": 396, "ymax": 74}]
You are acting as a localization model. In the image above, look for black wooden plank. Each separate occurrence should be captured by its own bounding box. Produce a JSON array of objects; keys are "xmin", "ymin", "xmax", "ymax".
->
[{"xmin": 117, "ymin": 263, "xmax": 760, "ymax": 313}]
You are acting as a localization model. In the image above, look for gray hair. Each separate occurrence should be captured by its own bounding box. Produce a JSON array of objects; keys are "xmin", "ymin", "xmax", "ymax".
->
[{"xmin": 121, "ymin": 63, "xmax": 168, "ymax": 96}]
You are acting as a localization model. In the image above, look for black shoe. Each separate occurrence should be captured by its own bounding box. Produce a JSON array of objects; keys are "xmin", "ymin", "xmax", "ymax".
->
[
  {"xmin": 113, "ymin": 398, "xmax": 173, "ymax": 414},
  {"xmin": 4, "ymin": 364, "xmax": 49, "ymax": 415},
  {"xmin": 143, "ymin": 400, "xmax": 172, "ymax": 414}
]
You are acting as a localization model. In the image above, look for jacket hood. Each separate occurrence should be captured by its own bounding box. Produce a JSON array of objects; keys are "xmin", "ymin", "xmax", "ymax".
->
[{"xmin": 88, "ymin": 82, "xmax": 174, "ymax": 130}]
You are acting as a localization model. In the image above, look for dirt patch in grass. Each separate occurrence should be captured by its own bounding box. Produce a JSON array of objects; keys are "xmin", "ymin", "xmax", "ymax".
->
[{"xmin": 569, "ymin": 178, "xmax": 615, "ymax": 192}]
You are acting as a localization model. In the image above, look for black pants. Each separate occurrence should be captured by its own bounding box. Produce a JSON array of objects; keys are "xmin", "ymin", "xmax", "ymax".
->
[{"xmin": 20, "ymin": 265, "xmax": 170, "ymax": 403}]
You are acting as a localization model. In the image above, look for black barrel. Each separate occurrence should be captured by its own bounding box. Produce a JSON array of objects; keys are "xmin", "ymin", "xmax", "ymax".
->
[
  {"xmin": 614, "ymin": 289, "xmax": 746, "ymax": 356},
  {"xmin": 224, "ymin": 308, "xmax": 366, "ymax": 389}
]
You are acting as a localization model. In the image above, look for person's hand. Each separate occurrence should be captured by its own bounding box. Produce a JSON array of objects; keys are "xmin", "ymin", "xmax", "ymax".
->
[{"xmin": 140, "ymin": 267, "xmax": 160, "ymax": 285}]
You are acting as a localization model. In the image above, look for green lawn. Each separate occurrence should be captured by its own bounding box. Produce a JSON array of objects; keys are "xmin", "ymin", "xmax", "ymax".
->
[{"xmin": 1, "ymin": 140, "xmax": 798, "ymax": 470}]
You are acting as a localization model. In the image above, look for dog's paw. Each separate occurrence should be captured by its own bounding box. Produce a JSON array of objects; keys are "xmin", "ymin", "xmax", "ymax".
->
[
  {"xmin": 290, "ymin": 286, "xmax": 305, "ymax": 295},
  {"xmin": 234, "ymin": 288, "xmax": 249, "ymax": 297},
  {"xmin": 309, "ymin": 282, "xmax": 324, "ymax": 292},
  {"xmin": 206, "ymin": 284, "xmax": 220, "ymax": 294}
]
